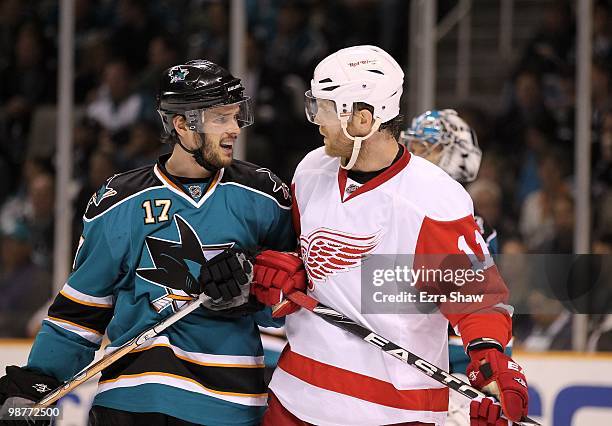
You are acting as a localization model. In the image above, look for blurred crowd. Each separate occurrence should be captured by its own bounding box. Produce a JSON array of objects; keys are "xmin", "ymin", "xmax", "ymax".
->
[{"xmin": 0, "ymin": 0, "xmax": 610, "ymax": 350}]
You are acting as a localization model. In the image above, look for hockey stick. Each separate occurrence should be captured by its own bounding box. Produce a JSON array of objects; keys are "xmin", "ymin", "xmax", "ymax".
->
[
  {"xmin": 286, "ymin": 292, "xmax": 541, "ymax": 426},
  {"xmin": 35, "ymin": 293, "xmax": 211, "ymax": 407}
]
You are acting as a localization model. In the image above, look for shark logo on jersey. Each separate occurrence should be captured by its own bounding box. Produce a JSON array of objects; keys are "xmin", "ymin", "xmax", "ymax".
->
[
  {"xmin": 300, "ymin": 227, "xmax": 381, "ymax": 289},
  {"xmin": 136, "ymin": 214, "xmax": 233, "ymax": 312},
  {"xmin": 256, "ymin": 168, "xmax": 290, "ymax": 200},
  {"xmin": 88, "ymin": 175, "xmax": 118, "ymax": 208}
]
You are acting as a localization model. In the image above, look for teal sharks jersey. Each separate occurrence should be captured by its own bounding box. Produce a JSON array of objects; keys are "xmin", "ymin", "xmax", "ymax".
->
[{"xmin": 26, "ymin": 155, "xmax": 295, "ymax": 425}]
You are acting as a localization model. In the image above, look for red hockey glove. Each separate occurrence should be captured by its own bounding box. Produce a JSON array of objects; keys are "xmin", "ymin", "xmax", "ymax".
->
[
  {"xmin": 251, "ymin": 251, "xmax": 307, "ymax": 318},
  {"xmin": 469, "ymin": 398, "xmax": 508, "ymax": 426},
  {"xmin": 466, "ymin": 346, "xmax": 529, "ymax": 423}
]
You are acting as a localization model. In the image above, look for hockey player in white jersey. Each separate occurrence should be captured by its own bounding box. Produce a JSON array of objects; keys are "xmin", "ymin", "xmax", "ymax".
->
[{"xmin": 249, "ymin": 46, "xmax": 531, "ymax": 426}]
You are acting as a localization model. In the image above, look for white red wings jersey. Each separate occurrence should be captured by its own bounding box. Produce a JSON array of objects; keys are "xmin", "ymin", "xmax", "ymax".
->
[{"xmin": 269, "ymin": 146, "xmax": 512, "ymax": 426}]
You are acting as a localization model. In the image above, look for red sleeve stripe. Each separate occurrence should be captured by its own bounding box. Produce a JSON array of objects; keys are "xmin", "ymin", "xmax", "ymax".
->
[{"xmin": 277, "ymin": 346, "xmax": 448, "ymax": 412}]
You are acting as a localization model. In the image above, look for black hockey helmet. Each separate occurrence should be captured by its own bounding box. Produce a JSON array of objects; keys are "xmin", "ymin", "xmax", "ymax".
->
[{"xmin": 157, "ymin": 60, "xmax": 250, "ymax": 134}]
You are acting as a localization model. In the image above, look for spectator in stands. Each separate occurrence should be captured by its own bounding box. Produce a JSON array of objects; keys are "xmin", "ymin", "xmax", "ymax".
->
[
  {"xmin": 255, "ymin": 1, "xmax": 327, "ymax": 180},
  {"xmin": 519, "ymin": 289, "xmax": 572, "ymax": 351},
  {"xmin": 73, "ymin": 117, "xmax": 101, "ymax": 180},
  {"xmin": 593, "ymin": 0, "xmax": 612, "ymax": 63},
  {"xmin": 467, "ymin": 178, "xmax": 503, "ymax": 233},
  {"xmin": 263, "ymin": 0, "xmax": 327, "ymax": 82},
  {"xmin": 498, "ymin": 236, "xmax": 531, "ymax": 341},
  {"xmin": 74, "ymin": 34, "xmax": 112, "ymax": 104},
  {"xmin": 517, "ymin": 1, "xmax": 574, "ymax": 75},
  {"xmin": 545, "ymin": 69, "xmax": 575, "ymax": 145},
  {"xmin": 595, "ymin": 108, "xmax": 612, "ymax": 191},
  {"xmin": 116, "ymin": 120, "xmax": 166, "ymax": 170},
  {"xmin": 109, "ymin": 0, "xmax": 158, "ymax": 71},
  {"xmin": 495, "ymin": 69, "xmax": 557, "ymax": 166},
  {"xmin": 534, "ymin": 193, "xmax": 575, "ymax": 253},
  {"xmin": 456, "ymin": 104, "xmax": 494, "ymax": 152},
  {"xmin": 515, "ymin": 125, "xmax": 555, "ymax": 206},
  {"xmin": 587, "ymin": 234, "xmax": 612, "ymax": 351},
  {"xmin": 186, "ymin": 1, "xmax": 229, "ymax": 67},
  {"xmin": 519, "ymin": 149, "xmax": 571, "ymax": 251},
  {"xmin": 592, "ymin": 59, "xmax": 612, "ymax": 131},
  {"xmin": 86, "ymin": 59, "xmax": 145, "ymax": 140},
  {"xmin": 26, "ymin": 172, "xmax": 55, "ymax": 270},
  {"xmin": 0, "ymin": 218, "xmax": 51, "ymax": 337},
  {"xmin": 0, "ymin": 156, "xmax": 54, "ymax": 238},
  {"xmin": 594, "ymin": 108, "xmax": 612, "ymax": 236},
  {"xmin": 135, "ymin": 34, "xmax": 179, "ymax": 94},
  {"xmin": 0, "ymin": 21, "xmax": 54, "ymax": 165},
  {"xmin": 0, "ymin": 0, "xmax": 27, "ymax": 69},
  {"xmin": 0, "ymin": 156, "xmax": 12, "ymax": 207}
]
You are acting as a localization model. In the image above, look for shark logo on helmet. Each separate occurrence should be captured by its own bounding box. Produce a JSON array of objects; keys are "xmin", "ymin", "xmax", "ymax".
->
[{"xmin": 169, "ymin": 66, "xmax": 189, "ymax": 83}]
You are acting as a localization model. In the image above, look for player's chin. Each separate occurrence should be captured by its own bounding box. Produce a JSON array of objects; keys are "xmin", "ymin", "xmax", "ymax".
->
[
  {"xmin": 323, "ymin": 142, "xmax": 337, "ymax": 156},
  {"xmin": 217, "ymin": 154, "xmax": 233, "ymax": 168},
  {"xmin": 208, "ymin": 150, "xmax": 232, "ymax": 169},
  {"xmin": 323, "ymin": 143, "xmax": 344, "ymax": 158}
]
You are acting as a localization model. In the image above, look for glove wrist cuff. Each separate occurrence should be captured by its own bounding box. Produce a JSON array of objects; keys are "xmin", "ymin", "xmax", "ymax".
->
[{"xmin": 466, "ymin": 337, "xmax": 504, "ymax": 355}]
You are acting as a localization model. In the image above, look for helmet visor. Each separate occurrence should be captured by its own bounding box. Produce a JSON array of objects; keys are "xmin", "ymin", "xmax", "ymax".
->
[
  {"xmin": 400, "ymin": 131, "xmax": 438, "ymax": 157},
  {"xmin": 185, "ymin": 98, "xmax": 253, "ymax": 133},
  {"xmin": 304, "ymin": 90, "xmax": 339, "ymax": 125}
]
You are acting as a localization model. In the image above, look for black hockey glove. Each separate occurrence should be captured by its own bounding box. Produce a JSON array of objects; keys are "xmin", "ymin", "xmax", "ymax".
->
[
  {"xmin": 0, "ymin": 366, "xmax": 60, "ymax": 425},
  {"xmin": 198, "ymin": 249, "xmax": 264, "ymax": 317}
]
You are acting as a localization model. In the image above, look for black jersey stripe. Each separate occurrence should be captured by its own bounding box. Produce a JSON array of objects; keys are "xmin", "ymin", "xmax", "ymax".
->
[
  {"xmin": 84, "ymin": 164, "xmax": 161, "ymax": 220},
  {"xmin": 221, "ymin": 160, "xmax": 292, "ymax": 209},
  {"xmin": 48, "ymin": 293, "xmax": 114, "ymax": 335},
  {"xmin": 99, "ymin": 345, "xmax": 266, "ymax": 395}
]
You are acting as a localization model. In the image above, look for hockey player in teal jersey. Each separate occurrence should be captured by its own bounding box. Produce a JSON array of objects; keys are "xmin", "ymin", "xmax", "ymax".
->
[
  {"xmin": 401, "ymin": 109, "xmax": 513, "ymax": 425},
  {"xmin": 0, "ymin": 60, "xmax": 304, "ymax": 426}
]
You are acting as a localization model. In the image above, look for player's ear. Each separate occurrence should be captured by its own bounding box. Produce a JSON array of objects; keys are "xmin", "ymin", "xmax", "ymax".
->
[
  {"xmin": 173, "ymin": 115, "xmax": 188, "ymax": 138},
  {"xmin": 351, "ymin": 107, "xmax": 374, "ymax": 136}
]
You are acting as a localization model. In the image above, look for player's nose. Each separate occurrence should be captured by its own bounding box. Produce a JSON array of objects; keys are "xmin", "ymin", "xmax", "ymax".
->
[
  {"xmin": 227, "ymin": 120, "xmax": 241, "ymax": 135},
  {"xmin": 227, "ymin": 127, "xmax": 241, "ymax": 137}
]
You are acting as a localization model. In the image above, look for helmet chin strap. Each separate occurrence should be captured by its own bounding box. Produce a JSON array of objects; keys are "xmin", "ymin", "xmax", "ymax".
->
[
  {"xmin": 176, "ymin": 133, "xmax": 220, "ymax": 173},
  {"xmin": 339, "ymin": 117, "xmax": 382, "ymax": 170}
]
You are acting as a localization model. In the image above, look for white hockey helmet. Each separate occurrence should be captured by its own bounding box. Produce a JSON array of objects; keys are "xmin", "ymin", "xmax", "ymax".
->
[
  {"xmin": 400, "ymin": 109, "xmax": 482, "ymax": 183},
  {"xmin": 305, "ymin": 45, "xmax": 404, "ymax": 169}
]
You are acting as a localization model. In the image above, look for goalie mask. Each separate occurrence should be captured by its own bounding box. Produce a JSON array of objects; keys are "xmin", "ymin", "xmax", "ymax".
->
[
  {"xmin": 157, "ymin": 60, "xmax": 253, "ymax": 171},
  {"xmin": 304, "ymin": 45, "xmax": 404, "ymax": 170},
  {"xmin": 400, "ymin": 109, "xmax": 482, "ymax": 183}
]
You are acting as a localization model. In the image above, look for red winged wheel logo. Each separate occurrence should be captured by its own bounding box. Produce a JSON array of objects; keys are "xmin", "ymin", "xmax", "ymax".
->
[{"xmin": 300, "ymin": 227, "xmax": 381, "ymax": 289}]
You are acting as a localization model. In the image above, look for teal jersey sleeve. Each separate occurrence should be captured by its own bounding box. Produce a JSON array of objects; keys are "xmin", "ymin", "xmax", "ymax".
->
[
  {"xmin": 254, "ymin": 190, "xmax": 295, "ymax": 328},
  {"xmin": 27, "ymin": 198, "xmax": 130, "ymax": 381},
  {"xmin": 259, "ymin": 195, "xmax": 295, "ymax": 252}
]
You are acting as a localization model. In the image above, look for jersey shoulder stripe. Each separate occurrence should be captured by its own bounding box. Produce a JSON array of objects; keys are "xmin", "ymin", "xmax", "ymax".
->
[
  {"xmin": 84, "ymin": 164, "xmax": 162, "ymax": 221},
  {"xmin": 220, "ymin": 160, "xmax": 291, "ymax": 209}
]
